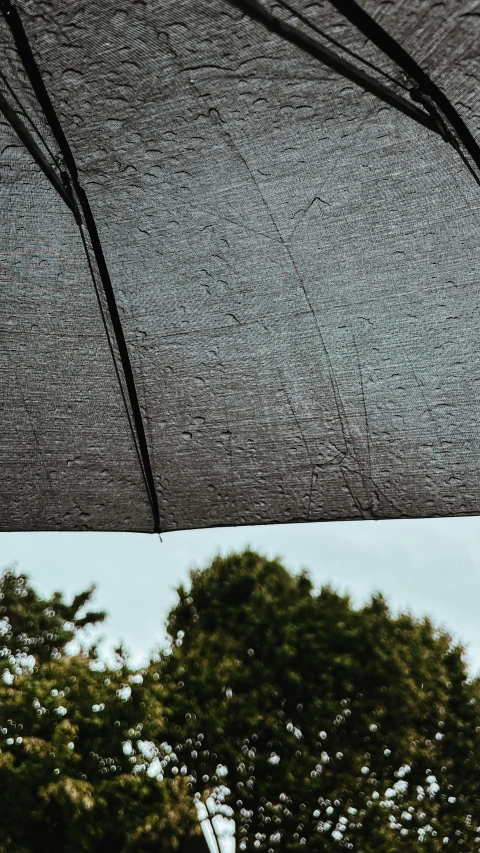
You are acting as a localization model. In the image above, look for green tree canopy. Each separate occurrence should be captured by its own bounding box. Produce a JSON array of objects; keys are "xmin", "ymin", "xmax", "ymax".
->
[
  {"xmin": 159, "ymin": 550, "xmax": 480, "ymax": 851},
  {"xmin": 2, "ymin": 553, "xmax": 480, "ymax": 852},
  {"xmin": 0, "ymin": 568, "xmax": 200, "ymax": 853}
]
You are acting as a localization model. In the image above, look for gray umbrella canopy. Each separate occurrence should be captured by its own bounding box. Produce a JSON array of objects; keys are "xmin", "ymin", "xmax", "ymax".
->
[{"xmin": 1, "ymin": 0, "xmax": 479, "ymax": 532}]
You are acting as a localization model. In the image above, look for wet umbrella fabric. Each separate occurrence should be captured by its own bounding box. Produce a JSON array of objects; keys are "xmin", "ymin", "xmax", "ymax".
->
[{"xmin": 1, "ymin": 0, "xmax": 479, "ymax": 532}]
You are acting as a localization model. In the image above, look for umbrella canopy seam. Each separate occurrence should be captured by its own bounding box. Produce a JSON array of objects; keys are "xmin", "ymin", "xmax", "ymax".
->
[
  {"xmin": 0, "ymin": 66, "xmax": 61, "ymax": 167},
  {"xmin": 225, "ymin": 0, "xmax": 439, "ymax": 135},
  {"xmin": 328, "ymin": 0, "xmax": 480, "ymax": 181},
  {"xmin": 272, "ymin": 0, "xmax": 410, "ymax": 92},
  {"xmin": 225, "ymin": 0, "xmax": 480, "ymax": 184},
  {"xmin": 0, "ymin": 0, "xmax": 161, "ymax": 533},
  {"xmin": 0, "ymin": 89, "xmax": 75, "ymax": 210}
]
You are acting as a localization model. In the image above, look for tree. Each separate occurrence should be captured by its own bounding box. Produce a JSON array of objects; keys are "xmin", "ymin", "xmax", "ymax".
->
[
  {"xmin": 4, "ymin": 552, "xmax": 480, "ymax": 852},
  {"xmin": 0, "ymin": 568, "xmax": 200, "ymax": 853},
  {"xmin": 159, "ymin": 549, "xmax": 480, "ymax": 851}
]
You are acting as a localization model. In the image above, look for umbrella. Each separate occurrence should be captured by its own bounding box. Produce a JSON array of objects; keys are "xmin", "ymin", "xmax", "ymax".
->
[{"xmin": 1, "ymin": 0, "xmax": 479, "ymax": 533}]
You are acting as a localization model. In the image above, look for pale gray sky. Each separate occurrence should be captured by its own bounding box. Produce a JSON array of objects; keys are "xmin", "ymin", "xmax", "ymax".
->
[{"xmin": 1, "ymin": 517, "xmax": 479, "ymax": 673}]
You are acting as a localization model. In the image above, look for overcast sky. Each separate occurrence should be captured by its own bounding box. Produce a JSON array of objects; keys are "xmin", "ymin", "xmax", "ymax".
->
[{"xmin": 1, "ymin": 516, "xmax": 479, "ymax": 674}]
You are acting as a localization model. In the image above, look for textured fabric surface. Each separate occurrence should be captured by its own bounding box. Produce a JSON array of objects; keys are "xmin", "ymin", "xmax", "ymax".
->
[
  {"xmin": 1, "ymin": 0, "xmax": 479, "ymax": 531},
  {"xmin": 0, "ymin": 119, "xmax": 152, "ymax": 530},
  {"xmin": 359, "ymin": 0, "xmax": 480, "ymax": 138}
]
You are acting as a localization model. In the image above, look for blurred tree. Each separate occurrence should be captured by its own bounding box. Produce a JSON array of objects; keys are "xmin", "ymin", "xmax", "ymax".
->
[
  {"xmin": 0, "ymin": 568, "xmax": 201, "ymax": 853},
  {"xmin": 3, "ymin": 554, "xmax": 480, "ymax": 853},
  {"xmin": 159, "ymin": 550, "xmax": 480, "ymax": 851}
]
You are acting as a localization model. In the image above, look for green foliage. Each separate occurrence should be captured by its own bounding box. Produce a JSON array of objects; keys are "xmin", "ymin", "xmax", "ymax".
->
[
  {"xmin": 159, "ymin": 550, "xmax": 480, "ymax": 851},
  {"xmin": 0, "ymin": 568, "xmax": 105, "ymax": 671},
  {"xmin": 3, "ymin": 551, "xmax": 480, "ymax": 852},
  {"xmin": 0, "ymin": 568, "xmax": 199, "ymax": 853}
]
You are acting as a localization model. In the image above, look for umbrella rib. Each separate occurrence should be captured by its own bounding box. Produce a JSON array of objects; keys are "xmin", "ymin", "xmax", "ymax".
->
[
  {"xmin": 274, "ymin": 0, "xmax": 410, "ymax": 92},
  {"xmin": 0, "ymin": 67, "xmax": 62, "ymax": 166},
  {"xmin": 0, "ymin": 0, "xmax": 161, "ymax": 533},
  {"xmin": 328, "ymin": 0, "xmax": 480, "ymax": 175},
  {"xmin": 0, "ymin": 89, "xmax": 74, "ymax": 210},
  {"xmin": 224, "ymin": 0, "xmax": 438, "ymax": 134}
]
